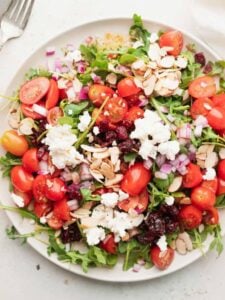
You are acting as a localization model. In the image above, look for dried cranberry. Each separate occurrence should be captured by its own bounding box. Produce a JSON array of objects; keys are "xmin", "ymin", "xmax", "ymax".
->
[
  {"xmin": 116, "ymin": 126, "xmax": 128, "ymax": 140},
  {"xmin": 203, "ymin": 62, "xmax": 213, "ymax": 74},
  {"xmin": 194, "ymin": 52, "xmax": 206, "ymax": 66},
  {"xmin": 67, "ymin": 184, "xmax": 82, "ymax": 201},
  {"xmin": 145, "ymin": 212, "xmax": 166, "ymax": 237},
  {"xmin": 165, "ymin": 219, "xmax": 179, "ymax": 233},
  {"xmin": 118, "ymin": 139, "xmax": 134, "ymax": 153},
  {"xmin": 159, "ymin": 204, "xmax": 179, "ymax": 219},
  {"xmin": 99, "ymin": 120, "xmax": 110, "ymax": 133},
  {"xmin": 121, "ymin": 119, "xmax": 134, "ymax": 130},
  {"xmin": 137, "ymin": 231, "xmax": 156, "ymax": 244},
  {"xmin": 105, "ymin": 131, "xmax": 117, "ymax": 143},
  {"xmin": 60, "ymin": 222, "xmax": 82, "ymax": 244}
]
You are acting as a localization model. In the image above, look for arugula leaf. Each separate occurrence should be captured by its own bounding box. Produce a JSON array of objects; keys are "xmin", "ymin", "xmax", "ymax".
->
[
  {"xmin": 0, "ymin": 205, "xmax": 38, "ymax": 221},
  {"xmin": 119, "ymin": 53, "xmax": 137, "ymax": 65},
  {"xmin": 123, "ymin": 152, "xmax": 138, "ymax": 162},
  {"xmin": 129, "ymin": 14, "xmax": 150, "ymax": 51},
  {"xmin": 216, "ymin": 194, "xmax": 225, "ymax": 208},
  {"xmin": 153, "ymin": 174, "xmax": 175, "ymax": 192},
  {"xmin": 0, "ymin": 153, "xmax": 21, "ymax": 178},
  {"xmin": 77, "ymin": 73, "xmax": 93, "ymax": 85},
  {"xmin": 80, "ymin": 188, "xmax": 101, "ymax": 202},
  {"xmin": 6, "ymin": 226, "xmax": 35, "ymax": 244},
  {"xmin": 79, "ymin": 44, "xmax": 97, "ymax": 63},
  {"xmin": 25, "ymin": 68, "xmax": 51, "ymax": 80},
  {"xmin": 64, "ymin": 101, "xmax": 89, "ymax": 116},
  {"xmin": 58, "ymin": 116, "xmax": 74, "ymax": 126},
  {"xmin": 209, "ymin": 225, "xmax": 224, "ymax": 255}
]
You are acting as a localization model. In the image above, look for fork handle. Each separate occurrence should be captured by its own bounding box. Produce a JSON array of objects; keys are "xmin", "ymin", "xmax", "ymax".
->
[{"xmin": 0, "ymin": 33, "xmax": 8, "ymax": 51}]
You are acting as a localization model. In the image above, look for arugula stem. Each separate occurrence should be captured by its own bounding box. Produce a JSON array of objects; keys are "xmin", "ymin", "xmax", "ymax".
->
[
  {"xmin": 202, "ymin": 142, "xmax": 225, "ymax": 148},
  {"xmin": 37, "ymin": 130, "xmax": 48, "ymax": 142},
  {"xmin": 0, "ymin": 94, "xmax": 19, "ymax": 102}
]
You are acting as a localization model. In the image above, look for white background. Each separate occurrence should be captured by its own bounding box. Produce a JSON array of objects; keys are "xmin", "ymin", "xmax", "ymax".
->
[{"xmin": 0, "ymin": 0, "xmax": 225, "ymax": 299}]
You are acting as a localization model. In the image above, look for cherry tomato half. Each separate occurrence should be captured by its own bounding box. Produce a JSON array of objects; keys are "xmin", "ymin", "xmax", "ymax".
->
[
  {"xmin": 188, "ymin": 76, "xmax": 216, "ymax": 99},
  {"xmin": 179, "ymin": 205, "xmax": 202, "ymax": 230},
  {"xmin": 117, "ymin": 77, "xmax": 141, "ymax": 98},
  {"xmin": 211, "ymin": 93, "xmax": 225, "ymax": 109},
  {"xmin": 201, "ymin": 177, "xmax": 218, "ymax": 194},
  {"xmin": 21, "ymin": 101, "xmax": 45, "ymax": 120},
  {"xmin": 150, "ymin": 246, "xmax": 175, "ymax": 270},
  {"xmin": 11, "ymin": 166, "xmax": 34, "ymax": 193},
  {"xmin": 13, "ymin": 189, "xmax": 32, "ymax": 207},
  {"xmin": 32, "ymin": 174, "xmax": 50, "ymax": 203},
  {"xmin": 47, "ymin": 107, "xmax": 63, "ymax": 125},
  {"xmin": 190, "ymin": 97, "xmax": 214, "ymax": 119},
  {"xmin": 45, "ymin": 177, "xmax": 66, "ymax": 201},
  {"xmin": 217, "ymin": 178, "xmax": 225, "ymax": 196},
  {"xmin": 45, "ymin": 79, "xmax": 60, "ymax": 109},
  {"xmin": 34, "ymin": 201, "xmax": 52, "ymax": 218},
  {"xmin": 99, "ymin": 233, "xmax": 117, "ymax": 254},
  {"xmin": 191, "ymin": 186, "xmax": 216, "ymax": 210},
  {"xmin": 103, "ymin": 96, "xmax": 128, "ymax": 124},
  {"xmin": 121, "ymin": 163, "xmax": 151, "ymax": 196},
  {"xmin": 118, "ymin": 188, "xmax": 149, "ymax": 213},
  {"xmin": 217, "ymin": 160, "xmax": 225, "ymax": 181},
  {"xmin": 203, "ymin": 207, "xmax": 219, "ymax": 225},
  {"xmin": 125, "ymin": 106, "xmax": 144, "ymax": 122},
  {"xmin": 19, "ymin": 77, "xmax": 50, "ymax": 104},
  {"xmin": 159, "ymin": 30, "xmax": 183, "ymax": 56},
  {"xmin": 53, "ymin": 198, "xmax": 71, "ymax": 221},
  {"xmin": 47, "ymin": 215, "xmax": 63, "ymax": 230},
  {"xmin": 1, "ymin": 130, "xmax": 29, "ymax": 156},
  {"xmin": 182, "ymin": 163, "xmax": 203, "ymax": 188},
  {"xmin": 88, "ymin": 84, "xmax": 114, "ymax": 107},
  {"xmin": 22, "ymin": 148, "xmax": 39, "ymax": 173},
  {"xmin": 207, "ymin": 107, "xmax": 225, "ymax": 130}
]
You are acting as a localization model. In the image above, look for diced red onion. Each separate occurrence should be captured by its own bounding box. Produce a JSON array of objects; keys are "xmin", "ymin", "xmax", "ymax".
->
[
  {"xmin": 189, "ymin": 144, "xmax": 196, "ymax": 153},
  {"xmin": 160, "ymin": 163, "xmax": 173, "ymax": 174},
  {"xmin": 46, "ymin": 46, "xmax": 55, "ymax": 56},
  {"xmin": 91, "ymin": 73, "xmax": 102, "ymax": 83},
  {"xmin": 85, "ymin": 36, "xmax": 94, "ymax": 45},
  {"xmin": 177, "ymin": 165, "xmax": 188, "ymax": 175},
  {"xmin": 138, "ymin": 98, "xmax": 148, "ymax": 107},
  {"xmin": 38, "ymin": 160, "xmax": 49, "ymax": 175},
  {"xmin": 79, "ymin": 163, "xmax": 93, "ymax": 181},
  {"xmin": 54, "ymin": 58, "xmax": 63, "ymax": 72},
  {"xmin": 77, "ymin": 61, "xmax": 86, "ymax": 73},
  {"xmin": 79, "ymin": 86, "xmax": 89, "ymax": 100},
  {"xmin": 178, "ymin": 154, "xmax": 188, "ymax": 162},
  {"xmin": 194, "ymin": 125, "xmax": 203, "ymax": 137},
  {"xmin": 66, "ymin": 43, "xmax": 75, "ymax": 52},
  {"xmin": 66, "ymin": 87, "xmax": 76, "ymax": 100},
  {"xmin": 159, "ymin": 106, "xmax": 169, "ymax": 113},
  {"xmin": 80, "ymin": 181, "xmax": 92, "ymax": 189},
  {"xmin": 156, "ymin": 155, "xmax": 166, "ymax": 167},
  {"xmin": 67, "ymin": 199, "xmax": 79, "ymax": 211},
  {"xmin": 61, "ymin": 171, "xmax": 73, "ymax": 182},
  {"xmin": 167, "ymin": 114, "xmax": 175, "ymax": 122},
  {"xmin": 132, "ymin": 263, "xmax": 141, "ymax": 272},
  {"xmin": 178, "ymin": 137, "xmax": 189, "ymax": 145},
  {"xmin": 52, "ymin": 73, "xmax": 59, "ymax": 80},
  {"xmin": 194, "ymin": 115, "xmax": 208, "ymax": 127},
  {"xmin": 155, "ymin": 171, "xmax": 168, "ymax": 180},
  {"xmin": 42, "ymin": 152, "xmax": 49, "ymax": 161},
  {"xmin": 116, "ymin": 65, "xmax": 132, "ymax": 76},
  {"xmin": 137, "ymin": 259, "xmax": 146, "ymax": 266},
  {"xmin": 61, "ymin": 66, "xmax": 70, "ymax": 73},
  {"xmin": 177, "ymin": 124, "xmax": 192, "ymax": 139},
  {"xmin": 143, "ymin": 159, "xmax": 153, "ymax": 170},
  {"xmin": 32, "ymin": 104, "xmax": 48, "ymax": 117}
]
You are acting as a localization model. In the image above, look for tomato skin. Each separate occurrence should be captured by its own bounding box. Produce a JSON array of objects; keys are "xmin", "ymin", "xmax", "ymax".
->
[
  {"xmin": 207, "ymin": 107, "xmax": 225, "ymax": 130},
  {"xmin": 211, "ymin": 93, "xmax": 225, "ymax": 109},
  {"xmin": 191, "ymin": 186, "xmax": 216, "ymax": 210},
  {"xmin": 53, "ymin": 198, "xmax": 71, "ymax": 221},
  {"xmin": 121, "ymin": 163, "xmax": 151, "ymax": 196},
  {"xmin": 88, "ymin": 84, "xmax": 114, "ymax": 107},
  {"xmin": 217, "ymin": 178, "xmax": 225, "ymax": 195},
  {"xmin": 118, "ymin": 188, "xmax": 149, "ymax": 212},
  {"xmin": 125, "ymin": 106, "xmax": 144, "ymax": 122},
  {"xmin": 179, "ymin": 205, "xmax": 202, "ymax": 230},
  {"xmin": 45, "ymin": 178, "xmax": 66, "ymax": 201},
  {"xmin": 22, "ymin": 148, "xmax": 39, "ymax": 173},
  {"xmin": 190, "ymin": 97, "xmax": 214, "ymax": 119},
  {"xmin": 21, "ymin": 101, "xmax": 45, "ymax": 120},
  {"xmin": 182, "ymin": 163, "xmax": 203, "ymax": 188},
  {"xmin": 201, "ymin": 178, "xmax": 218, "ymax": 194},
  {"xmin": 159, "ymin": 30, "xmax": 183, "ymax": 56},
  {"xmin": 150, "ymin": 246, "xmax": 175, "ymax": 270},
  {"xmin": 203, "ymin": 207, "xmax": 219, "ymax": 225},
  {"xmin": 47, "ymin": 215, "xmax": 63, "ymax": 230},
  {"xmin": 47, "ymin": 107, "xmax": 63, "ymax": 125},
  {"xmin": 99, "ymin": 233, "xmax": 117, "ymax": 254},
  {"xmin": 117, "ymin": 77, "xmax": 141, "ymax": 98},
  {"xmin": 217, "ymin": 160, "xmax": 225, "ymax": 180},
  {"xmin": 45, "ymin": 79, "xmax": 59, "ymax": 109},
  {"xmin": 1, "ymin": 130, "xmax": 29, "ymax": 156},
  {"xmin": 19, "ymin": 77, "xmax": 50, "ymax": 104},
  {"xmin": 103, "ymin": 96, "xmax": 128, "ymax": 124},
  {"xmin": 34, "ymin": 201, "xmax": 52, "ymax": 218},
  {"xmin": 11, "ymin": 166, "xmax": 34, "ymax": 193},
  {"xmin": 13, "ymin": 189, "xmax": 32, "ymax": 207},
  {"xmin": 32, "ymin": 174, "xmax": 50, "ymax": 203},
  {"xmin": 188, "ymin": 76, "xmax": 216, "ymax": 99}
]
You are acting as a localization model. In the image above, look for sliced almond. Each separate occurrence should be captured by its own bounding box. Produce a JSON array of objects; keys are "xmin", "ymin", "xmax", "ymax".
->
[
  {"xmin": 168, "ymin": 176, "xmax": 182, "ymax": 192},
  {"xmin": 109, "ymin": 147, "xmax": 120, "ymax": 165},
  {"xmin": 8, "ymin": 111, "xmax": 20, "ymax": 129},
  {"xmin": 160, "ymin": 56, "xmax": 175, "ymax": 68},
  {"xmin": 90, "ymin": 159, "xmax": 102, "ymax": 169},
  {"xmin": 143, "ymin": 75, "xmax": 156, "ymax": 96},
  {"xmin": 178, "ymin": 232, "xmax": 193, "ymax": 251},
  {"xmin": 175, "ymin": 238, "xmax": 187, "ymax": 255},
  {"xmin": 114, "ymin": 159, "xmax": 121, "ymax": 172},
  {"xmin": 70, "ymin": 208, "xmax": 90, "ymax": 218},
  {"xmin": 81, "ymin": 145, "xmax": 108, "ymax": 153},
  {"xmin": 179, "ymin": 197, "xmax": 191, "ymax": 205},
  {"xmin": 100, "ymin": 162, "xmax": 115, "ymax": 179},
  {"xmin": 89, "ymin": 169, "xmax": 104, "ymax": 182},
  {"xmin": 106, "ymin": 73, "xmax": 117, "ymax": 85},
  {"xmin": 205, "ymin": 152, "xmax": 218, "ymax": 168},
  {"xmin": 93, "ymin": 150, "xmax": 110, "ymax": 159},
  {"xmin": 18, "ymin": 118, "xmax": 36, "ymax": 135},
  {"xmin": 81, "ymin": 217, "xmax": 99, "ymax": 228},
  {"xmin": 105, "ymin": 174, "xmax": 123, "ymax": 186},
  {"xmin": 219, "ymin": 148, "xmax": 225, "ymax": 159},
  {"xmin": 134, "ymin": 77, "xmax": 143, "ymax": 89}
]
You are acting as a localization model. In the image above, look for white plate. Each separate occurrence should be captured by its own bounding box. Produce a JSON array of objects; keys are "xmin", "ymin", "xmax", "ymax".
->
[{"xmin": 0, "ymin": 18, "xmax": 224, "ymax": 282}]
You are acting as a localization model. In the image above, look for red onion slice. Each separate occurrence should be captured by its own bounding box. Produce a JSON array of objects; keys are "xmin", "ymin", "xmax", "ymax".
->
[{"xmin": 32, "ymin": 104, "xmax": 48, "ymax": 117}]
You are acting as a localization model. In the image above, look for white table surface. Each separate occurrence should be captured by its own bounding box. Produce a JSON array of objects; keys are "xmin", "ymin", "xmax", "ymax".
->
[{"xmin": 0, "ymin": 0, "xmax": 225, "ymax": 299}]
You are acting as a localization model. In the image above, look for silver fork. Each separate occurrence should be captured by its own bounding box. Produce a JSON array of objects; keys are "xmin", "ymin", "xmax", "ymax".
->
[{"xmin": 0, "ymin": 0, "xmax": 34, "ymax": 50}]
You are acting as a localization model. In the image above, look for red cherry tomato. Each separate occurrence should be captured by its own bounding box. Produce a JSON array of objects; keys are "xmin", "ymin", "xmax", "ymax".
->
[
  {"xmin": 1, "ymin": 130, "xmax": 29, "ymax": 157},
  {"xmin": 125, "ymin": 106, "xmax": 144, "ymax": 122},
  {"xmin": 150, "ymin": 246, "xmax": 175, "ymax": 270},
  {"xmin": 211, "ymin": 93, "xmax": 225, "ymax": 109},
  {"xmin": 94, "ymin": 187, "xmax": 113, "ymax": 196},
  {"xmin": 188, "ymin": 76, "xmax": 216, "ymax": 99},
  {"xmin": 47, "ymin": 107, "xmax": 63, "ymax": 125},
  {"xmin": 32, "ymin": 174, "xmax": 50, "ymax": 203},
  {"xmin": 201, "ymin": 177, "xmax": 218, "ymax": 194},
  {"xmin": 217, "ymin": 178, "xmax": 225, "ymax": 195},
  {"xmin": 203, "ymin": 207, "xmax": 219, "ymax": 225},
  {"xmin": 121, "ymin": 163, "xmax": 151, "ymax": 196},
  {"xmin": 88, "ymin": 84, "xmax": 114, "ymax": 107},
  {"xmin": 99, "ymin": 233, "xmax": 117, "ymax": 254},
  {"xmin": 47, "ymin": 215, "xmax": 63, "ymax": 230},
  {"xmin": 22, "ymin": 148, "xmax": 39, "ymax": 173},
  {"xmin": 103, "ymin": 96, "xmax": 128, "ymax": 124},
  {"xmin": 179, "ymin": 205, "xmax": 202, "ymax": 230},
  {"xmin": 217, "ymin": 160, "xmax": 225, "ymax": 180},
  {"xmin": 190, "ymin": 97, "xmax": 214, "ymax": 119},
  {"xmin": 159, "ymin": 30, "xmax": 183, "ymax": 56},
  {"xmin": 53, "ymin": 198, "xmax": 71, "ymax": 221},
  {"xmin": 125, "ymin": 92, "xmax": 142, "ymax": 106},
  {"xmin": 117, "ymin": 77, "xmax": 141, "ymax": 98},
  {"xmin": 217, "ymin": 128, "xmax": 225, "ymax": 137},
  {"xmin": 19, "ymin": 77, "xmax": 50, "ymax": 104},
  {"xmin": 21, "ymin": 101, "xmax": 46, "ymax": 120},
  {"xmin": 207, "ymin": 107, "xmax": 225, "ymax": 130},
  {"xmin": 182, "ymin": 163, "xmax": 203, "ymax": 188},
  {"xmin": 45, "ymin": 79, "xmax": 59, "ymax": 109},
  {"xmin": 45, "ymin": 177, "xmax": 66, "ymax": 201},
  {"xmin": 13, "ymin": 189, "xmax": 32, "ymax": 207},
  {"xmin": 34, "ymin": 201, "xmax": 52, "ymax": 218},
  {"xmin": 118, "ymin": 188, "xmax": 149, "ymax": 213},
  {"xmin": 11, "ymin": 166, "xmax": 34, "ymax": 193},
  {"xmin": 191, "ymin": 186, "xmax": 216, "ymax": 210}
]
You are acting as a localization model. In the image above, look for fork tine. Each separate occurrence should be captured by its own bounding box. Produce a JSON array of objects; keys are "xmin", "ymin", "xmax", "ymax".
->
[
  {"xmin": 15, "ymin": 0, "xmax": 27, "ymax": 23},
  {"xmin": 5, "ymin": 0, "xmax": 20, "ymax": 19},
  {"xmin": 19, "ymin": 0, "xmax": 34, "ymax": 29}
]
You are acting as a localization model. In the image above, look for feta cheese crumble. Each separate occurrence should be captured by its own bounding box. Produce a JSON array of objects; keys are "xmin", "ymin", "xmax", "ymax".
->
[
  {"xmin": 78, "ymin": 111, "xmax": 91, "ymax": 132},
  {"xmin": 158, "ymin": 141, "xmax": 180, "ymax": 160},
  {"xmin": 93, "ymin": 126, "xmax": 100, "ymax": 135},
  {"xmin": 11, "ymin": 193, "xmax": 24, "ymax": 208},
  {"xmin": 101, "ymin": 192, "xmax": 119, "ymax": 208},
  {"xmin": 84, "ymin": 227, "xmax": 106, "ymax": 246},
  {"xmin": 203, "ymin": 168, "xmax": 216, "ymax": 180},
  {"xmin": 165, "ymin": 196, "xmax": 175, "ymax": 206},
  {"xmin": 156, "ymin": 235, "xmax": 168, "ymax": 252},
  {"xmin": 43, "ymin": 124, "xmax": 84, "ymax": 169}
]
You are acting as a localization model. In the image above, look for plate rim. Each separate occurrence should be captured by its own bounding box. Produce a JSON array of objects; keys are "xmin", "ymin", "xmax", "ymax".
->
[{"xmin": 1, "ymin": 16, "xmax": 221, "ymax": 282}]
